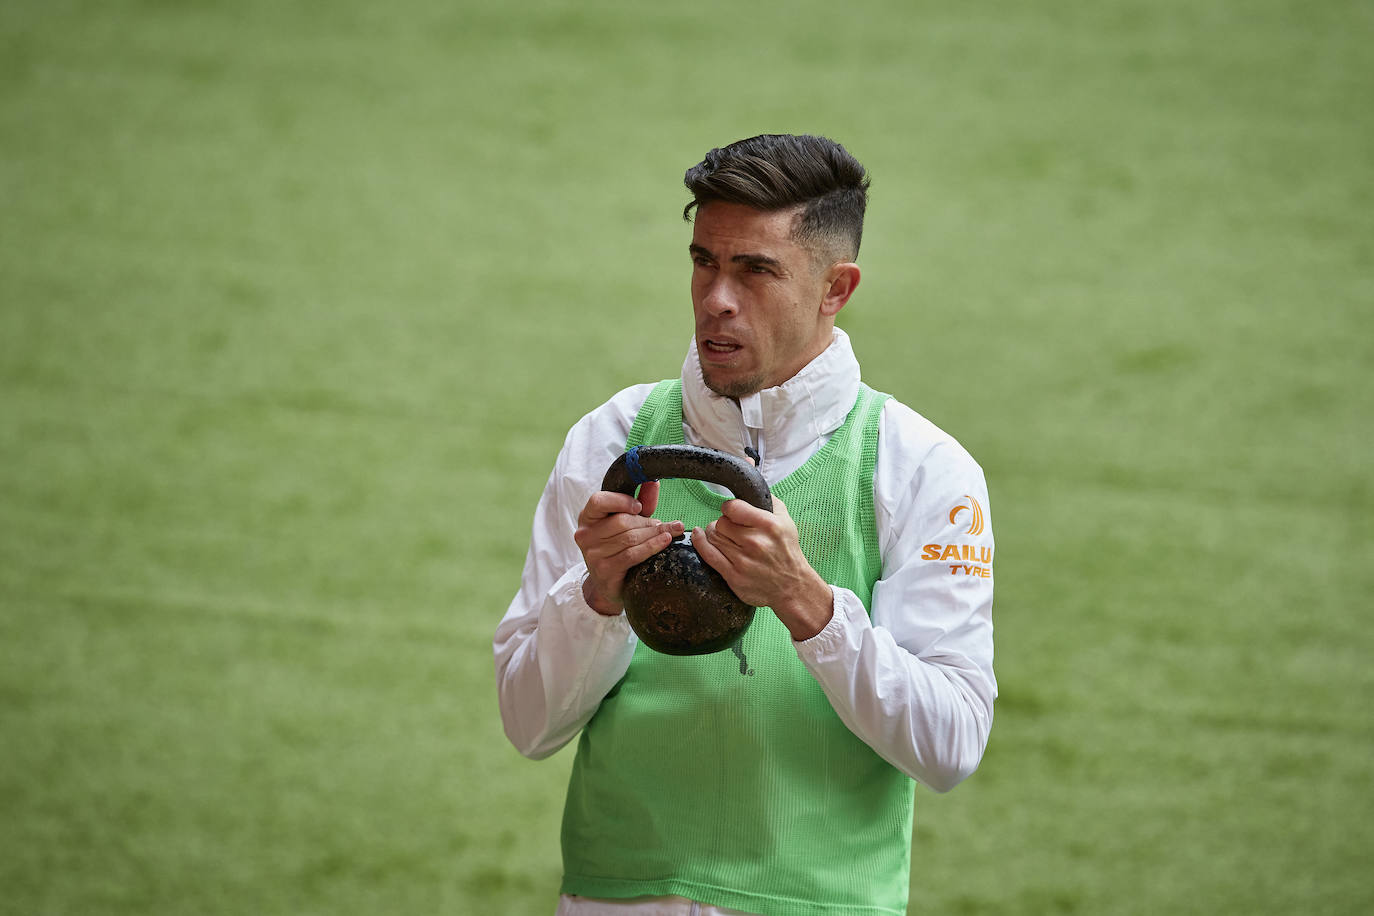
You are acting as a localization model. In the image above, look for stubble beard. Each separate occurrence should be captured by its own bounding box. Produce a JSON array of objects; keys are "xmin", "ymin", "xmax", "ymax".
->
[{"xmin": 699, "ymin": 359, "xmax": 766, "ymax": 400}]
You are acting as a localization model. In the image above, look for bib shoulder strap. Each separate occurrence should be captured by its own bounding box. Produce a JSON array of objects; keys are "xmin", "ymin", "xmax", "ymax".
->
[{"xmin": 626, "ymin": 379, "xmax": 684, "ymax": 449}]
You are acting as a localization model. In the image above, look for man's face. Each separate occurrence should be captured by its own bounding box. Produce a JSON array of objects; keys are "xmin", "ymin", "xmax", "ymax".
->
[{"xmin": 689, "ymin": 202, "xmax": 835, "ymax": 399}]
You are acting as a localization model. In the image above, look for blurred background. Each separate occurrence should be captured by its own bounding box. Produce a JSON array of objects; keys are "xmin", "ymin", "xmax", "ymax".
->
[{"xmin": 1, "ymin": 0, "xmax": 1370, "ymax": 912}]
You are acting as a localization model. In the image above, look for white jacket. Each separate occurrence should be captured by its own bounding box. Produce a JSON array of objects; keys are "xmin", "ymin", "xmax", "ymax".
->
[{"xmin": 494, "ymin": 329, "xmax": 996, "ymax": 792}]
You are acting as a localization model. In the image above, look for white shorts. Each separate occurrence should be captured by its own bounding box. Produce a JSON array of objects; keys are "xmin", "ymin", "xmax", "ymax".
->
[{"xmin": 556, "ymin": 894, "xmax": 760, "ymax": 916}]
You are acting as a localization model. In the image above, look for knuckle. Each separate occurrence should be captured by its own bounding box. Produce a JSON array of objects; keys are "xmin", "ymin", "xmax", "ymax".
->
[{"xmin": 627, "ymin": 538, "xmax": 664, "ymax": 565}]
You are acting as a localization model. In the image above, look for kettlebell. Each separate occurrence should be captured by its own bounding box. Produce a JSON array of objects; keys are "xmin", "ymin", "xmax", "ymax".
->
[{"xmin": 601, "ymin": 445, "xmax": 773, "ymax": 656}]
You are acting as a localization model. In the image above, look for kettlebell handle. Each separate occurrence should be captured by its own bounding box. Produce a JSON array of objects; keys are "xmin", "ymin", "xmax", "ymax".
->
[{"xmin": 601, "ymin": 445, "xmax": 772, "ymax": 512}]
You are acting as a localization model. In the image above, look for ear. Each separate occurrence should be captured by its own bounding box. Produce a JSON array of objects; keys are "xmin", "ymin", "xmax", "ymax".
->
[{"xmin": 819, "ymin": 262, "xmax": 861, "ymax": 318}]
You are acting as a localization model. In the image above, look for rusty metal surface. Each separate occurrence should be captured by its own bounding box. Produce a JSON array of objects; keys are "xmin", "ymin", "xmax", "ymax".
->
[
  {"xmin": 601, "ymin": 445, "xmax": 772, "ymax": 511},
  {"xmin": 601, "ymin": 445, "xmax": 771, "ymax": 655}
]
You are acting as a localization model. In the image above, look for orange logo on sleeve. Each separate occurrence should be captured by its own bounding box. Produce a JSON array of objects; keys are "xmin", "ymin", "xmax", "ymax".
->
[
  {"xmin": 949, "ymin": 495, "xmax": 985, "ymax": 536},
  {"xmin": 923, "ymin": 496, "xmax": 992, "ymax": 577}
]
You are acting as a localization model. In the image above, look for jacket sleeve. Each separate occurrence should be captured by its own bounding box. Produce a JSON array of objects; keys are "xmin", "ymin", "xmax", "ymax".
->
[
  {"xmin": 795, "ymin": 400, "xmax": 997, "ymax": 792},
  {"xmin": 492, "ymin": 385, "xmax": 653, "ymax": 759}
]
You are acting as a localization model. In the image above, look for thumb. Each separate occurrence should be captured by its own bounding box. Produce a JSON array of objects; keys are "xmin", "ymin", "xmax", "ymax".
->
[{"xmin": 636, "ymin": 480, "xmax": 660, "ymax": 517}]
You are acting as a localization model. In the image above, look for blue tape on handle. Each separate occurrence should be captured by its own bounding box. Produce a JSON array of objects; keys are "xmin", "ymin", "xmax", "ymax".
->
[{"xmin": 624, "ymin": 446, "xmax": 650, "ymax": 486}]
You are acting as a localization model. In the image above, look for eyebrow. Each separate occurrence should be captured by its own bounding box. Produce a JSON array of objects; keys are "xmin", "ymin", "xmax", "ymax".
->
[{"xmin": 688, "ymin": 244, "xmax": 788, "ymax": 274}]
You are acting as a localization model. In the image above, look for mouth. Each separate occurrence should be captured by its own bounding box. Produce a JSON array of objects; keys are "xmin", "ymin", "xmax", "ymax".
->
[{"xmin": 700, "ymin": 338, "xmax": 743, "ymax": 358}]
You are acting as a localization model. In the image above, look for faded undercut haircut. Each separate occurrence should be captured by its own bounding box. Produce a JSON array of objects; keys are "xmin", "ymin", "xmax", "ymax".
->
[{"xmin": 682, "ymin": 134, "xmax": 870, "ymax": 265}]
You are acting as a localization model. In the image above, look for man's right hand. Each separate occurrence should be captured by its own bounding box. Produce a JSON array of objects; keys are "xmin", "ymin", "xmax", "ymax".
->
[{"xmin": 574, "ymin": 481, "xmax": 685, "ymax": 616}]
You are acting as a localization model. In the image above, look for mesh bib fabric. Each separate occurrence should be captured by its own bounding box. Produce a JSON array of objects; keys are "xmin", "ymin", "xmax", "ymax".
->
[{"xmin": 561, "ymin": 380, "xmax": 914, "ymax": 916}]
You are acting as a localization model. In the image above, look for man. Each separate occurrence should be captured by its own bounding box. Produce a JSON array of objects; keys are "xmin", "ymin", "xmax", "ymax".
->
[{"xmin": 494, "ymin": 134, "xmax": 996, "ymax": 916}]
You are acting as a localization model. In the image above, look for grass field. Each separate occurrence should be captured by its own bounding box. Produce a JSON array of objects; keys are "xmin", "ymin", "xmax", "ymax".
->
[{"xmin": 2, "ymin": 0, "xmax": 1372, "ymax": 913}]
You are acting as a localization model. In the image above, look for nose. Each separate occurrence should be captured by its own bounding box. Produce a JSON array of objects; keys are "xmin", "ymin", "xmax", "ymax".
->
[{"xmin": 700, "ymin": 275, "xmax": 739, "ymax": 318}]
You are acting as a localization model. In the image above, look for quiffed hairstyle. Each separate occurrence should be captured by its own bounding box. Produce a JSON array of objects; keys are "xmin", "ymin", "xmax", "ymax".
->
[{"xmin": 683, "ymin": 134, "xmax": 870, "ymax": 262}]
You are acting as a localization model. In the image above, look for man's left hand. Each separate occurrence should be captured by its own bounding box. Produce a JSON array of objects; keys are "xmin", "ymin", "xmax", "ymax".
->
[{"xmin": 692, "ymin": 496, "xmax": 834, "ymax": 641}]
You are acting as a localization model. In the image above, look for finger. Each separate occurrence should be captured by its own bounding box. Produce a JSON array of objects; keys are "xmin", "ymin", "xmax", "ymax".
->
[
  {"xmin": 580, "ymin": 490, "xmax": 644, "ymax": 524},
  {"xmin": 692, "ymin": 526, "xmax": 733, "ymax": 577},
  {"xmin": 612, "ymin": 527, "xmax": 678, "ymax": 568},
  {"xmin": 636, "ymin": 480, "xmax": 661, "ymax": 518},
  {"xmin": 583, "ymin": 491, "xmax": 642, "ymax": 522},
  {"xmin": 611, "ymin": 521, "xmax": 678, "ymax": 552},
  {"xmin": 576, "ymin": 516, "xmax": 649, "ymax": 563},
  {"xmin": 578, "ymin": 517, "xmax": 675, "ymax": 557},
  {"xmin": 704, "ymin": 518, "xmax": 732, "ymax": 549},
  {"xmin": 719, "ymin": 497, "xmax": 775, "ymax": 527},
  {"xmin": 708, "ymin": 517, "xmax": 764, "ymax": 561}
]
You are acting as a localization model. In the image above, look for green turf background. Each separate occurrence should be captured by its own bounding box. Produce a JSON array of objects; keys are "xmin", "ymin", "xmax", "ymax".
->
[{"xmin": 2, "ymin": 0, "xmax": 1371, "ymax": 913}]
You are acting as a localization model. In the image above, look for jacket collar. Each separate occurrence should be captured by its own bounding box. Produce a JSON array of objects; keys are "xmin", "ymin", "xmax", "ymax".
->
[{"xmin": 680, "ymin": 328, "xmax": 861, "ymax": 472}]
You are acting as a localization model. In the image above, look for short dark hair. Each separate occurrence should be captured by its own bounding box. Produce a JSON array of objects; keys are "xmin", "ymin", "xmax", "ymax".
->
[{"xmin": 682, "ymin": 134, "xmax": 870, "ymax": 262}]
